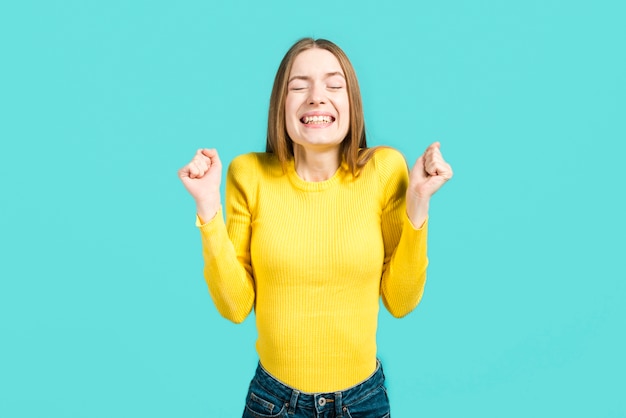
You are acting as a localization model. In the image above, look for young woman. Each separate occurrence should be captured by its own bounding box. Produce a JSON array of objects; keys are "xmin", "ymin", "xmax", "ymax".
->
[{"xmin": 178, "ymin": 38, "xmax": 453, "ymax": 418}]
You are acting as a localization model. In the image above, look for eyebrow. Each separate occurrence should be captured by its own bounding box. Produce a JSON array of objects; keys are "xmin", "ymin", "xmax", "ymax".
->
[{"xmin": 288, "ymin": 72, "xmax": 346, "ymax": 83}]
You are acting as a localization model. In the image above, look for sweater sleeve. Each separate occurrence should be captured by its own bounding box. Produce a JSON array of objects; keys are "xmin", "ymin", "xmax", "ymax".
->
[
  {"xmin": 197, "ymin": 155, "xmax": 256, "ymax": 323},
  {"xmin": 378, "ymin": 149, "xmax": 429, "ymax": 318}
]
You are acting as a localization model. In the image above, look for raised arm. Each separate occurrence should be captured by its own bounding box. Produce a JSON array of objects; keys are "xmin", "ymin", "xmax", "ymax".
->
[
  {"xmin": 380, "ymin": 144, "xmax": 453, "ymax": 317},
  {"xmin": 178, "ymin": 149, "xmax": 255, "ymax": 323}
]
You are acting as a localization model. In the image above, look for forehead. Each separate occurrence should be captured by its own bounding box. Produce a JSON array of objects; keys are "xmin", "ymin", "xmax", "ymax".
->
[{"xmin": 289, "ymin": 48, "xmax": 344, "ymax": 77}]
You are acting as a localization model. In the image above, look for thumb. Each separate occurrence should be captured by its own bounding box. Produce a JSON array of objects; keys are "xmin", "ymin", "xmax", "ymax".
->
[{"xmin": 200, "ymin": 148, "xmax": 222, "ymax": 168}]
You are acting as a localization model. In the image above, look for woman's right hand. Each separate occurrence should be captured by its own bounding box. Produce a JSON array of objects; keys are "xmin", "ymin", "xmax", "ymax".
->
[{"xmin": 178, "ymin": 148, "xmax": 222, "ymax": 222}]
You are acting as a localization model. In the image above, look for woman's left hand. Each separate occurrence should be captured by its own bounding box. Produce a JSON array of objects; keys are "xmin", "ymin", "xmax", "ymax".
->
[
  {"xmin": 406, "ymin": 142, "xmax": 453, "ymax": 227},
  {"xmin": 408, "ymin": 142, "xmax": 453, "ymax": 199}
]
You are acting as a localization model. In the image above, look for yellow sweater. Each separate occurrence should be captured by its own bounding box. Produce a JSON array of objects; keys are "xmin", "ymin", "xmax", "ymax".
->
[{"xmin": 197, "ymin": 147, "xmax": 428, "ymax": 392}]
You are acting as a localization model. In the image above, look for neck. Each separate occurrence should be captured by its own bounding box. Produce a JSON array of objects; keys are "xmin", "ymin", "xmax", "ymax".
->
[{"xmin": 293, "ymin": 145, "xmax": 341, "ymax": 182}]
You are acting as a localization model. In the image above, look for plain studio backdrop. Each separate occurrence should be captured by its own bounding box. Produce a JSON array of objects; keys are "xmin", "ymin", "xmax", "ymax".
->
[{"xmin": 1, "ymin": 1, "xmax": 624, "ymax": 417}]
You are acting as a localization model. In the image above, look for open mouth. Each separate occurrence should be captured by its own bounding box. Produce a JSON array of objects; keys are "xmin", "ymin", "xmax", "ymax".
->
[{"xmin": 300, "ymin": 115, "xmax": 335, "ymax": 125}]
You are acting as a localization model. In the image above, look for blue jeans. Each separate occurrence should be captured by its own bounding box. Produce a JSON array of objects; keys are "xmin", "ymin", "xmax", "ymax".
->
[{"xmin": 242, "ymin": 360, "xmax": 391, "ymax": 418}]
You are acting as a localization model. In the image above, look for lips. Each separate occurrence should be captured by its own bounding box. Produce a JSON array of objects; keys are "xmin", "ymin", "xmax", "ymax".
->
[{"xmin": 300, "ymin": 115, "xmax": 335, "ymax": 125}]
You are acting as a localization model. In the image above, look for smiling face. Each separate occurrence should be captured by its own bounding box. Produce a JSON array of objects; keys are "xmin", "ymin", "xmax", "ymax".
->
[{"xmin": 284, "ymin": 48, "xmax": 350, "ymax": 156}]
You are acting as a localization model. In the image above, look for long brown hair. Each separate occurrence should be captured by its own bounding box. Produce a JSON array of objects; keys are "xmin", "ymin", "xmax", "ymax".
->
[{"xmin": 266, "ymin": 38, "xmax": 377, "ymax": 176}]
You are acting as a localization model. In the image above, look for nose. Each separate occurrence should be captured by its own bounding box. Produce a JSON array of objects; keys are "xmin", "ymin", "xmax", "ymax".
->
[{"xmin": 308, "ymin": 82, "xmax": 326, "ymax": 105}]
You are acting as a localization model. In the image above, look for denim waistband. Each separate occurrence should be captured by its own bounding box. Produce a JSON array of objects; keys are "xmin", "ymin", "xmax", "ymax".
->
[{"xmin": 252, "ymin": 360, "xmax": 386, "ymax": 415}]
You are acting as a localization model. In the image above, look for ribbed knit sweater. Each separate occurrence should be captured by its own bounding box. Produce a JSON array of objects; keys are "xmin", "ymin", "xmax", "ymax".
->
[{"xmin": 197, "ymin": 147, "xmax": 428, "ymax": 392}]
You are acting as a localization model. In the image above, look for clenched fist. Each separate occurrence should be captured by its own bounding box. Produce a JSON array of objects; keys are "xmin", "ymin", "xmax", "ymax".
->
[
  {"xmin": 178, "ymin": 148, "xmax": 222, "ymax": 221},
  {"xmin": 406, "ymin": 142, "xmax": 453, "ymax": 227}
]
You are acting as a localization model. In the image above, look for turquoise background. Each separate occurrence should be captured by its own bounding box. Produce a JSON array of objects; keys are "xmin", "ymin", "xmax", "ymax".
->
[{"xmin": 1, "ymin": 0, "xmax": 625, "ymax": 417}]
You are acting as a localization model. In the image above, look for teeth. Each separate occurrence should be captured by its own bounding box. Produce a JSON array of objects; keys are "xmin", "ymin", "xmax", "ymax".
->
[{"xmin": 303, "ymin": 115, "xmax": 333, "ymax": 124}]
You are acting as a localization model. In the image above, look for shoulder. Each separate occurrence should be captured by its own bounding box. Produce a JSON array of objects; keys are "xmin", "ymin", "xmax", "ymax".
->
[
  {"xmin": 373, "ymin": 146, "xmax": 406, "ymax": 163},
  {"xmin": 228, "ymin": 152, "xmax": 281, "ymax": 178},
  {"xmin": 229, "ymin": 152, "xmax": 277, "ymax": 169},
  {"xmin": 370, "ymin": 147, "xmax": 408, "ymax": 178},
  {"xmin": 366, "ymin": 147, "xmax": 409, "ymax": 198}
]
